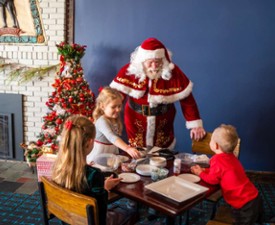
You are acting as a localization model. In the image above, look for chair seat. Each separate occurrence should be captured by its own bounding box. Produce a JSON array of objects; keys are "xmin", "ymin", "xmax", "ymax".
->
[
  {"xmin": 206, "ymin": 220, "xmax": 231, "ymax": 225},
  {"xmin": 213, "ymin": 205, "xmax": 234, "ymax": 224},
  {"xmin": 108, "ymin": 192, "xmax": 122, "ymax": 203},
  {"xmin": 207, "ymin": 189, "xmax": 222, "ymax": 202}
]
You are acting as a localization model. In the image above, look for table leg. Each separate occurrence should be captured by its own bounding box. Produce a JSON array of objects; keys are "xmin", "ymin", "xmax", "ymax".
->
[{"xmin": 166, "ymin": 216, "xmax": 176, "ymax": 225}]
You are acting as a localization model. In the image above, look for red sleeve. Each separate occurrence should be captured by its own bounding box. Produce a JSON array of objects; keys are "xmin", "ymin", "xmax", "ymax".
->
[
  {"xmin": 179, "ymin": 93, "xmax": 201, "ymax": 121},
  {"xmin": 199, "ymin": 156, "xmax": 221, "ymax": 185}
]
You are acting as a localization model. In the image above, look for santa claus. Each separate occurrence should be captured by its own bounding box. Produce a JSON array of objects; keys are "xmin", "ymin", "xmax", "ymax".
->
[{"xmin": 110, "ymin": 37, "xmax": 205, "ymax": 149}]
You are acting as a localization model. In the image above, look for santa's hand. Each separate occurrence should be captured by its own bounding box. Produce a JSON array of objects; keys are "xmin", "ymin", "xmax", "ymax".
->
[{"xmin": 190, "ymin": 127, "xmax": 206, "ymax": 141}]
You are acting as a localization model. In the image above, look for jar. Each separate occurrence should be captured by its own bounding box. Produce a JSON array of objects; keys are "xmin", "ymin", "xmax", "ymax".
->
[{"xmin": 173, "ymin": 158, "xmax": 181, "ymax": 176}]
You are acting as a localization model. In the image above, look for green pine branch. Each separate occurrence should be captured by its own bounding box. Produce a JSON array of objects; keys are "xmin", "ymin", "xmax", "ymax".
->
[{"xmin": 0, "ymin": 58, "xmax": 59, "ymax": 84}]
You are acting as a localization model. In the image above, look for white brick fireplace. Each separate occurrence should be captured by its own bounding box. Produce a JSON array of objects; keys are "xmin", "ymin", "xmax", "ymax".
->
[{"xmin": 0, "ymin": 0, "xmax": 66, "ymax": 160}]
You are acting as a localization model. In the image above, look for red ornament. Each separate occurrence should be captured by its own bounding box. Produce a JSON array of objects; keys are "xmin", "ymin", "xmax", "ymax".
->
[
  {"xmin": 51, "ymin": 143, "xmax": 58, "ymax": 151},
  {"xmin": 76, "ymin": 77, "xmax": 83, "ymax": 83},
  {"xmin": 68, "ymin": 97, "xmax": 74, "ymax": 103},
  {"xmin": 56, "ymin": 118, "xmax": 63, "ymax": 124},
  {"xmin": 53, "ymin": 97, "xmax": 59, "ymax": 103},
  {"xmin": 37, "ymin": 140, "xmax": 43, "ymax": 146}
]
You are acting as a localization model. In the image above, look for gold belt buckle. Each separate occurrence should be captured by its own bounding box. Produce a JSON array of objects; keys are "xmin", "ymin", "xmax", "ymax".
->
[{"xmin": 142, "ymin": 105, "xmax": 150, "ymax": 116}]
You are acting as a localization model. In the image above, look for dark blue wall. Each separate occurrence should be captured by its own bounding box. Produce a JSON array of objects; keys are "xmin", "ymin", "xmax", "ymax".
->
[{"xmin": 75, "ymin": 0, "xmax": 275, "ymax": 172}]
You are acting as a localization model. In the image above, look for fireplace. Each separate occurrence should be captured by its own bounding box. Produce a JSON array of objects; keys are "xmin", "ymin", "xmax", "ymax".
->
[
  {"xmin": 0, "ymin": 93, "xmax": 23, "ymax": 160},
  {"xmin": 0, "ymin": 113, "xmax": 13, "ymax": 158}
]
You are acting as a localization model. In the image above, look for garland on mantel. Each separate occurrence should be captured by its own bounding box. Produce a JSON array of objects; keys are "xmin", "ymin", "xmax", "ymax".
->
[{"xmin": 0, "ymin": 57, "xmax": 59, "ymax": 84}]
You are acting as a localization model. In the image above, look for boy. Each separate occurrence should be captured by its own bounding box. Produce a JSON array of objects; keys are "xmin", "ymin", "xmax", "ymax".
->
[{"xmin": 191, "ymin": 124, "xmax": 263, "ymax": 225}]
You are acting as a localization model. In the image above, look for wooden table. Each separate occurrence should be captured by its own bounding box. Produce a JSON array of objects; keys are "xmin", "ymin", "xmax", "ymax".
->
[{"xmin": 112, "ymin": 159, "xmax": 219, "ymax": 224}]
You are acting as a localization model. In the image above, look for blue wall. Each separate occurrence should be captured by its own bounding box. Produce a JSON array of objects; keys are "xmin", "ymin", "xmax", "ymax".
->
[{"xmin": 75, "ymin": 0, "xmax": 275, "ymax": 172}]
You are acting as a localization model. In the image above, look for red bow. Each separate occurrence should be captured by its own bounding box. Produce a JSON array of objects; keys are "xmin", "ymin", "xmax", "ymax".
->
[
  {"xmin": 64, "ymin": 120, "xmax": 73, "ymax": 130},
  {"xmin": 98, "ymin": 86, "xmax": 104, "ymax": 93}
]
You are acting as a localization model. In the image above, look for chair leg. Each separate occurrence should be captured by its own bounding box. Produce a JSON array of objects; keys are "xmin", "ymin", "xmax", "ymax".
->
[
  {"xmin": 210, "ymin": 202, "xmax": 217, "ymax": 220},
  {"xmin": 184, "ymin": 210, "xmax": 189, "ymax": 225},
  {"xmin": 38, "ymin": 182, "xmax": 50, "ymax": 225}
]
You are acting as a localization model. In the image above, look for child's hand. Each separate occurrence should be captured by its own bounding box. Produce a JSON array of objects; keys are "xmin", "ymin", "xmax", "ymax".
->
[
  {"xmin": 190, "ymin": 164, "xmax": 204, "ymax": 176},
  {"xmin": 126, "ymin": 147, "xmax": 142, "ymax": 159},
  {"xmin": 104, "ymin": 174, "xmax": 123, "ymax": 192},
  {"xmin": 87, "ymin": 161, "xmax": 94, "ymax": 167}
]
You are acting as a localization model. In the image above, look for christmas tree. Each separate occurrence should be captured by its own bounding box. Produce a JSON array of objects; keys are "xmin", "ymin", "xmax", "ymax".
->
[{"xmin": 36, "ymin": 42, "xmax": 95, "ymax": 153}]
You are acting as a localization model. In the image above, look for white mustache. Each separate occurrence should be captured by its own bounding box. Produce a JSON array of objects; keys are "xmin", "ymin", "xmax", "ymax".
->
[{"xmin": 148, "ymin": 68, "xmax": 160, "ymax": 73}]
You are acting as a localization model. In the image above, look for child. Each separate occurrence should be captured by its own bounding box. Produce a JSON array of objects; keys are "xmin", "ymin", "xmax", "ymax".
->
[
  {"xmin": 191, "ymin": 124, "xmax": 263, "ymax": 225},
  {"xmin": 86, "ymin": 87, "xmax": 141, "ymax": 163},
  {"xmin": 51, "ymin": 115, "xmax": 133, "ymax": 225}
]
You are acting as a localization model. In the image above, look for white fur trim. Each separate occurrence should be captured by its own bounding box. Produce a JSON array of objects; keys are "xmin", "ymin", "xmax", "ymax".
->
[
  {"xmin": 110, "ymin": 80, "xmax": 145, "ymax": 98},
  {"xmin": 169, "ymin": 63, "xmax": 174, "ymax": 70},
  {"xmin": 186, "ymin": 119, "xmax": 203, "ymax": 129},
  {"xmin": 136, "ymin": 47, "xmax": 165, "ymax": 62},
  {"xmin": 148, "ymin": 81, "xmax": 193, "ymax": 104},
  {"xmin": 146, "ymin": 116, "xmax": 156, "ymax": 147}
]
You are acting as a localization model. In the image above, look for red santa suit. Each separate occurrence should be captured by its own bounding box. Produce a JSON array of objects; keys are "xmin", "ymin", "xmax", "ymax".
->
[{"xmin": 110, "ymin": 38, "xmax": 203, "ymax": 149}]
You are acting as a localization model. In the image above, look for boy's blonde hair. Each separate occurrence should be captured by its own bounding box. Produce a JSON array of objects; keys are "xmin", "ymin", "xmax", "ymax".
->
[
  {"xmin": 93, "ymin": 86, "xmax": 123, "ymax": 134},
  {"xmin": 213, "ymin": 124, "xmax": 239, "ymax": 153},
  {"xmin": 51, "ymin": 115, "xmax": 95, "ymax": 193}
]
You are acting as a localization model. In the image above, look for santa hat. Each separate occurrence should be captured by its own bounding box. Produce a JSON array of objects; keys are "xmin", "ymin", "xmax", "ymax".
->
[
  {"xmin": 132, "ymin": 38, "xmax": 174, "ymax": 69},
  {"xmin": 128, "ymin": 38, "xmax": 175, "ymax": 81}
]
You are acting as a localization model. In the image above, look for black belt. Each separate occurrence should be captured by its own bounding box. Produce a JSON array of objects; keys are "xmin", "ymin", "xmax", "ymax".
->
[{"xmin": 128, "ymin": 99, "xmax": 172, "ymax": 116}]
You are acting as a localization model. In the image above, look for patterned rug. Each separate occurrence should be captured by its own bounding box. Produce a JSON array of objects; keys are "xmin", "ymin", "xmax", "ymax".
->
[{"xmin": 0, "ymin": 181, "xmax": 274, "ymax": 225}]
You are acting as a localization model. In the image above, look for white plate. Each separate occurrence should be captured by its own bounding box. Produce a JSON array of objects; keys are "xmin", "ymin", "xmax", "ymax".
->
[
  {"xmin": 118, "ymin": 173, "xmax": 141, "ymax": 183},
  {"xmin": 145, "ymin": 176, "xmax": 209, "ymax": 203},
  {"xmin": 136, "ymin": 164, "xmax": 158, "ymax": 176},
  {"xmin": 178, "ymin": 173, "xmax": 201, "ymax": 183},
  {"xmin": 117, "ymin": 155, "xmax": 129, "ymax": 163}
]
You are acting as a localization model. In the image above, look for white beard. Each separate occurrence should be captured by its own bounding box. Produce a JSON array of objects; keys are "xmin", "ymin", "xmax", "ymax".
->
[{"xmin": 146, "ymin": 69, "xmax": 162, "ymax": 80}]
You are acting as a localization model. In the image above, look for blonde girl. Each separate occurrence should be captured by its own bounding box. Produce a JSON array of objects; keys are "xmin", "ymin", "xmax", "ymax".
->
[
  {"xmin": 51, "ymin": 115, "xmax": 127, "ymax": 225},
  {"xmin": 86, "ymin": 87, "xmax": 140, "ymax": 163}
]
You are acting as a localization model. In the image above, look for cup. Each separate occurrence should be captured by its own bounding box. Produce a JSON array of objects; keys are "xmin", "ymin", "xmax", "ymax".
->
[
  {"xmin": 107, "ymin": 155, "xmax": 119, "ymax": 171},
  {"xmin": 151, "ymin": 168, "xmax": 160, "ymax": 181}
]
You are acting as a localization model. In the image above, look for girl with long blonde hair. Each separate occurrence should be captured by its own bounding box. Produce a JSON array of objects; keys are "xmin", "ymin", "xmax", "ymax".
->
[
  {"xmin": 51, "ymin": 115, "xmax": 125, "ymax": 225},
  {"xmin": 87, "ymin": 87, "xmax": 140, "ymax": 163}
]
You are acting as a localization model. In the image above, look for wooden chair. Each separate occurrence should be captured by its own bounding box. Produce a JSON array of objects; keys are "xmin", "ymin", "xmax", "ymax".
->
[
  {"xmin": 191, "ymin": 132, "xmax": 241, "ymax": 219},
  {"xmin": 192, "ymin": 132, "xmax": 240, "ymax": 158},
  {"xmin": 206, "ymin": 205, "xmax": 234, "ymax": 225},
  {"xmin": 39, "ymin": 176, "xmax": 99, "ymax": 225},
  {"xmin": 206, "ymin": 220, "xmax": 231, "ymax": 225}
]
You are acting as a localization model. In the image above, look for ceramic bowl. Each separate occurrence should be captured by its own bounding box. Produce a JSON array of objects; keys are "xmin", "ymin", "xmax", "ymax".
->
[
  {"xmin": 149, "ymin": 157, "xmax": 167, "ymax": 168},
  {"xmin": 151, "ymin": 168, "xmax": 169, "ymax": 181}
]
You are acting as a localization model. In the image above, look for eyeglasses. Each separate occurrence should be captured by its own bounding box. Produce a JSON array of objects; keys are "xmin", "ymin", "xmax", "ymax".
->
[{"xmin": 143, "ymin": 59, "xmax": 163, "ymax": 67}]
